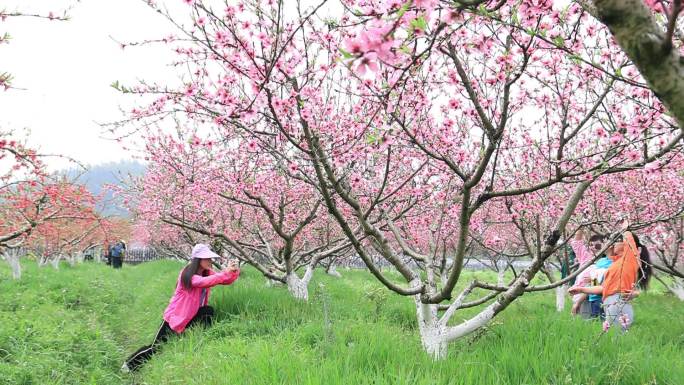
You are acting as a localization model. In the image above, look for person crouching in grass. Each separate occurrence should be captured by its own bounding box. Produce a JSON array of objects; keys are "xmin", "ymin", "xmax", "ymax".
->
[{"xmin": 122, "ymin": 244, "xmax": 240, "ymax": 372}]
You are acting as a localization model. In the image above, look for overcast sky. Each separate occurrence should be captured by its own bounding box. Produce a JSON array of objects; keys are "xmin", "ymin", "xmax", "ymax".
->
[{"xmin": 0, "ymin": 0, "xmax": 180, "ymax": 171}]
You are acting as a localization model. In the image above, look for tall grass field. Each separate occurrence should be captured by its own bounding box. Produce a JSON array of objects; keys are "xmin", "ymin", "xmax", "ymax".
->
[{"xmin": 1, "ymin": 260, "xmax": 682, "ymax": 385}]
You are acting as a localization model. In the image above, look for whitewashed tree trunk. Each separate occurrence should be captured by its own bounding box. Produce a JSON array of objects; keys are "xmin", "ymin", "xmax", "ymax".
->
[
  {"xmin": 556, "ymin": 284, "xmax": 567, "ymax": 312},
  {"xmin": 286, "ymin": 272, "xmax": 310, "ymax": 301},
  {"xmin": 326, "ymin": 265, "xmax": 342, "ymax": 278},
  {"xmin": 668, "ymin": 278, "xmax": 684, "ymax": 301},
  {"xmin": 37, "ymin": 255, "xmax": 49, "ymax": 267},
  {"xmin": 415, "ymin": 300, "xmax": 448, "ymax": 360},
  {"xmin": 66, "ymin": 254, "xmax": 76, "ymax": 267},
  {"xmin": 3, "ymin": 249, "xmax": 22, "ymax": 279},
  {"xmin": 286, "ymin": 262, "xmax": 317, "ymax": 301},
  {"xmin": 265, "ymin": 278, "xmax": 283, "ymax": 287},
  {"xmin": 75, "ymin": 252, "xmax": 85, "ymax": 264},
  {"xmin": 411, "ymin": 270, "xmax": 536, "ymax": 360},
  {"xmin": 50, "ymin": 255, "xmax": 61, "ymax": 270},
  {"xmin": 497, "ymin": 269, "xmax": 506, "ymax": 286}
]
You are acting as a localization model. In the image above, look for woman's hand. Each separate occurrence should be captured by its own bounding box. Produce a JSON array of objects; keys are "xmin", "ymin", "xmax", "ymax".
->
[
  {"xmin": 620, "ymin": 219, "xmax": 630, "ymax": 232},
  {"xmin": 224, "ymin": 259, "xmax": 239, "ymax": 273},
  {"xmin": 568, "ymin": 286, "xmax": 584, "ymax": 295}
]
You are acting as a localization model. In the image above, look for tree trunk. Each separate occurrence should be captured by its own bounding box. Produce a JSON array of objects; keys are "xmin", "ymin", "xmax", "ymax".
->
[
  {"xmin": 265, "ymin": 278, "xmax": 283, "ymax": 287},
  {"xmin": 497, "ymin": 268, "xmax": 506, "ymax": 286},
  {"xmin": 3, "ymin": 251, "xmax": 22, "ymax": 279},
  {"xmin": 668, "ymin": 277, "xmax": 684, "ymax": 301},
  {"xmin": 286, "ymin": 273, "xmax": 310, "ymax": 301},
  {"xmin": 591, "ymin": 0, "xmax": 684, "ymax": 128},
  {"xmin": 556, "ymin": 284, "xmax": 567, "ymax": 312},
  {"xmin": 50, "ymin": 255, "xmax": 61, "ymax": 270},
  {"xmin": 415, "ymin": 300, "xmax": 448, "ymax": 360},
  {"xmin": 37, "ymin": 255, "xmax": 49, "ymax": 267},
  {"xmin": 326, "ymin": 265, "xmax": 342, "ymax": 278},
  {"xmin": 440, "ymin": 271, "xmax": 448, "ymax": 287}
]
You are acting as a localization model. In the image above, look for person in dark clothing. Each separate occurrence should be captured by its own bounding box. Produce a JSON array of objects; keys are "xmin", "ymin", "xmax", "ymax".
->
[{"xmin": 111, "ymin": 241, "xmax": 125, "ymax": 269}]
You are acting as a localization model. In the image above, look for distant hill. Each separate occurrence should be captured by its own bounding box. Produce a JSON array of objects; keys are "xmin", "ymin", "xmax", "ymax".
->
[{"xmin": 64, "ymin": 160, "xmax": 147, "ymax": 217}]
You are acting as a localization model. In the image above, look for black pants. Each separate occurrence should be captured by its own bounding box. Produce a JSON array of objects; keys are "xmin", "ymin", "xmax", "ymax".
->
[
  {"xmin": 124, "ymin": 306, "xmax": 214, "ymax": 371},
  {"xmin": 112, "ymin": 256, "xmax": 122, "ymax": 269}
]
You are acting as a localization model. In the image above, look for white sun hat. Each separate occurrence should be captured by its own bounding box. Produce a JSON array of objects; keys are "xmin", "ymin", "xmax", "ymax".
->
[{"xmin": 191, "ymin": 244, "xmax": 220, "ymax": 259}]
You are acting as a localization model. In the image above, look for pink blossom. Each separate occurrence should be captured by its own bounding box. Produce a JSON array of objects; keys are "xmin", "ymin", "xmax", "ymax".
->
[
  {"xmin": 602, "ymin": 320, "xmax": 610, "ymax": 332},
  {"xmin": 609, "ymin": 133, "xmax": 623, "ymax": 145},
  {"xmin": 448, "ymin": 99, "xmax": 460, "ymax": 109},
  {"xmin": 355, "ymin": 52, "xmax": 379, "ymax": 75},
  {"xmin": 344, "ymin": 37, "xmax": 365, "ymax": 55},
  {"xmin": 625, "ymin": 151, "xmax": 640, "ymax": 162},
  {"xmin": 619, "ymin": 314, "xmax": 630, "ymax": 330}
]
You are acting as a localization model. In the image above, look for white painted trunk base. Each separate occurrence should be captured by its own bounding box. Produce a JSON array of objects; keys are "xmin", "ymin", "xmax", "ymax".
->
[
  {"xmin": 415, "ymin": 300, "xmax": 448, "ymax": 360},
  {"xmin": 264, "ymin": 278, "xmax": 282, "ymax": 288},
  {"xmin": 286, "ymin": 274, "xmax": 310, "ymax": 301},
  {"xmin": 419, "ymin": 324, "xmax": 449, "ymax": 360},
  {"xmin": 2, "ymin": 250, "xmax": 22, "ymax": 279},
  {"xmin": 669, "ymin": 278, "xmax": 684, "ymax": 301},
  {"xmin": 37, "ymin": 256, "xmax": 49, "ymax": 267},
  {"xmin": 7, "ymin": 255, "xmax": 21, "ymax": 280},
  {"xmin": 326, "ymin": 266, "xmax": 342, "ymax": 278},
  {"xmin": 556, "ymin": 284, "xmax": 567, "ymax": 312},
  {"xmin": 413, "ymin": 281, "xmax": 500, "ymax": 360}
]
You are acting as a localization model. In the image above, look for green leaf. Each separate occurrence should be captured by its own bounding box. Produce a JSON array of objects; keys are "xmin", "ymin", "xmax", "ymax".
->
[
  {"xmin": 553, "ymin": 36, "xmax": 564, "ymax": 47},
  {"xmin": 339, "ymin": 47, "xmax": 354, "ymax": 60},
  {"xmin": 568, "ymin": 54, "xmax": 582, "ymax": 65},
  {"xmin": 396, "ymin": 2, "xmax": 411, "ymax": 19},
  {"xmin": 398, "ymin": 45, "xmax": 411, "ymax": 54},
  {"xmin": 410, "ymin": 16, "xmax": 427, "ymax": 32}
]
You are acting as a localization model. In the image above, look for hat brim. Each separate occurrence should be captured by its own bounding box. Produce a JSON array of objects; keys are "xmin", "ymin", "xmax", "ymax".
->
[{"xmin": 194, "ymin": 250, "xmax": 221, "ymax": 259}]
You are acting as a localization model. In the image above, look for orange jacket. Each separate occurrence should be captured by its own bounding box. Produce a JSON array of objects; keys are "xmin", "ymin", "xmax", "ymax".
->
[{"xmin": 602, "ymin": 232, "xmax": 639, "ymax": 300}]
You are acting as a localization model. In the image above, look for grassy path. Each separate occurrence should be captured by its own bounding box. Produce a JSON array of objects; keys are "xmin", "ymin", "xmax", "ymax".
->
[{"xmin": 1, "ymin": 261, "xmax": 682, "ymax": 384}]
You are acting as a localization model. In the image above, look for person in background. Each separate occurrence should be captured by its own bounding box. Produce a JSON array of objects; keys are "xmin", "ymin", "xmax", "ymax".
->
[
  {"xmin": 569, "ymin": 229, "xmax": 595, "ymax": 316},
  {"xmin": 586, "ymin": 234, "xmax": 615, "ymax": 320},
  {"xmin": 569, "ymin": 224, "xmax": 652, "ymax": 332},
  {"xmin": 110, "ymin": 241, "xmax": 124, "ymax": 269}
]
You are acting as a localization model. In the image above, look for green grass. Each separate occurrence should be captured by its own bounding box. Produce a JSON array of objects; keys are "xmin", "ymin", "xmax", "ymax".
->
[{"xmin": 1, "ymin": 260, "xmax": 683, "ymax": 385}]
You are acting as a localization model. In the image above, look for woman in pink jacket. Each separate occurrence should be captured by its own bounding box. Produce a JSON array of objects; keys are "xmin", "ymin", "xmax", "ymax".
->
[{"xmin": 122, "ymin": 244, "xmax": 240, "ymax": 372}]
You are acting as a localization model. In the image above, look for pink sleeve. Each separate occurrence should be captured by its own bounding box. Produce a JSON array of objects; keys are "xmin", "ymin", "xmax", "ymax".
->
[
  {"xmin": 570, "ymin": 238, "xmax": 592, "ymax": 265},
  {"xmin": 191, "ymin": 271, "xmax": 234, "ymax": 288},
  {"xmin": 221, "ymin": 270, "xmax": 240, "ymax": 285}
]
